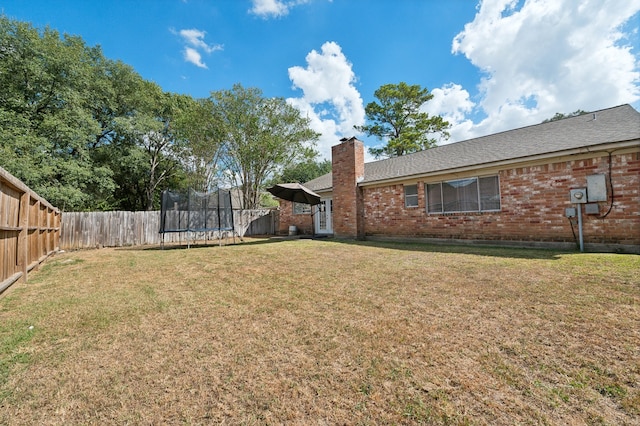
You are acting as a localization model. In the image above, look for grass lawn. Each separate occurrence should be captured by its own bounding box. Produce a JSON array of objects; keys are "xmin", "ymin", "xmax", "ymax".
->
[{"xmin": 0, "ymin": 239, "xmax": 638, "ymax": 425}]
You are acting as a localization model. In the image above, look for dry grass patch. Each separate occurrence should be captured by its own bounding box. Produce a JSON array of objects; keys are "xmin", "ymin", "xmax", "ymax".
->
[{"xmin": 0, "ymin": 239, "xmax": 638, "ymax": 424}]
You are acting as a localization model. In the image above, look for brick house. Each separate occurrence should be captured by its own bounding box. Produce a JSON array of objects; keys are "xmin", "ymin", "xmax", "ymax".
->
[{"xmin": 277, "ymin": 104, "xmax": 640, "ymax": 253}]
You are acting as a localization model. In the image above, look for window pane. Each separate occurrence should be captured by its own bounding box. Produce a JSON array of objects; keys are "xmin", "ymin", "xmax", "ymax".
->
[
  {"xmin": 442, "ymin": 178, "xmax": 478, "ymax": 212},
  {"xmin": 293, "ymin": 202, "xmax": 311, "ymax": 214},
  {"xmin": 426, "ymin": 183, "xmax": 442, "ymax": 213},
  {"xmin": 318, "ymin": 201, "xmax": 327, "ymax": 229},
  {"xmin": 479, "ymin": 176, "xmax": 501, "ymax": 210},
  {"xmin": 404, "ymin": 184, "xmax": 418, "ymax": 207}
]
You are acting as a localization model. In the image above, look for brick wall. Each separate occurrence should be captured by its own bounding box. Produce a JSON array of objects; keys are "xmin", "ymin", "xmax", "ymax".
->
[
  {"xmin": 363, "ymin": 152, "xmax": 640, "ymax": 246},
  {"xmin": 276, "ymin": 141, "xmax": 639, "ymax": 249},
  {"xmin": 277, "ymin": 200, "xmax": 313, "ymax": 235},
  {"xmin": 331, "ymin": 137, "xmax": 364, "ymax": 238}
]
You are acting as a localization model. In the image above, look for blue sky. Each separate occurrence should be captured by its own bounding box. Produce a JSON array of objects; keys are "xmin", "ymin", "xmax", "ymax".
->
[{"xmin": 3, "ymin": 0, "xmax": 640, "ymax": 160}]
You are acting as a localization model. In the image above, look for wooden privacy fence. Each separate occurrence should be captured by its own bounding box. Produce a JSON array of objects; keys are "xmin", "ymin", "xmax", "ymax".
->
[
  {"xmin": 60, "ymin": 209, "xmax": 277, "ymax": 250},
  {"xmin": 0, "ymin": 167, "xmax": 60, "ymax": 293}
]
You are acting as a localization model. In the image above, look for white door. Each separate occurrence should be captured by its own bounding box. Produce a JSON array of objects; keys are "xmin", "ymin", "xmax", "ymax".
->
[{"xmin": 315, "ymin": 199, "xmax": 332, "ymax": 234}]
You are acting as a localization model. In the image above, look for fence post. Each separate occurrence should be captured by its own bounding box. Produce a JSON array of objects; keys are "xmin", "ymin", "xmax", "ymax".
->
[
  {"xmin": 18, "ymin": 192, "xmax": 30, "ymax": 282},
  {"xmin": 35, "ymin": 199, "xmax": 42, "ymax": 263}
]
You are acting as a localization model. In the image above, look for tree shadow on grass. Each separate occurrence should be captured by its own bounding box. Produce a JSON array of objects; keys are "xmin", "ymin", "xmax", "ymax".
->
[
  {"xmin": 116, "ymin": 234, "xmax": 576, "ymax": 260},
  {"xmin": 117, "ymin": 235, "xmax": 291, "ymax": 251},
  {"xmin": 333, "ymin": 238, "xmax": 575, "ymax": 260}
]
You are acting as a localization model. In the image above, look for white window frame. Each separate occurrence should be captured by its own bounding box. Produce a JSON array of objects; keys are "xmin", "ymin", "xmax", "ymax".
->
[
  {"xmin": 404, "ymin": 184, "xmax": 419, "ymax": 208},
  {"xmin": 426, "ymin": 176, "xmax": 501, "ymax": 214},
  {"xmin": 293, "ymin": 202, "xmax": 311, "ymax": 215}
]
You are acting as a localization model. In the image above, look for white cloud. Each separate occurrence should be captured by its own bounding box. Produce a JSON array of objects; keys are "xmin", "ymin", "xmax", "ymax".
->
[
  {"xmin": 287, "ymin": 41, "xmax": 365, "ymax": 159},
  {"xmin": 172, "ymin": 28, "xmax": 223, "ymax": 68},
  {"xmin": 179, "ymin": 29, "xmax": 222, "ymax": 54},
  {"xmin": 184, "ymin": 47, "xmax": 207, "ymax": 69},
  {"xmin": 445, "ymin": 0, "xmax": 640, "ymax": 139},
  {"xmin": 422, "ymin": 83, "xmax": 476, "ymax": 143},
  {"xmin": 250, "ymin": 0, "xmax": 289, "ymax": 17},
  {"xmin": 249, "ymin": 0, "xmax": 311, "ymax": 18}
]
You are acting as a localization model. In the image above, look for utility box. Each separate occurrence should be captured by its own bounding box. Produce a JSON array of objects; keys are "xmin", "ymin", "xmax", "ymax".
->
[
  {"xmin": 587, "ymin": 174, "xmax": 607, "ymax": 202},
  {"xmin": 570, "ymin": 188, "xmax": 587, "ymax": 204},
  {"xmin": 585, "ymin": 203, "xmax": 600, "ymax": 215},
  {"xmin": 565, "ymin": 207, "xmax": 576, "ymax": 218}
]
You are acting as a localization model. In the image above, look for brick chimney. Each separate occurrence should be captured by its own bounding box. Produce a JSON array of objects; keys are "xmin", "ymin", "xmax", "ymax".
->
[{"xmin": 331, "ymin": 137, "xmax": 365, "ymax": 239}]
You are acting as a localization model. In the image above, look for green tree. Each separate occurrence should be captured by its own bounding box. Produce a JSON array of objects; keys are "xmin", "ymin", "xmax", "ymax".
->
[
  {"xmin": 87, "ymin": 59, "xmax": 149, "ymax": 149},
  {"xmin": 272, "ymin": 159, "xmax": 331, "ymax": 184},
  {"xmin": 1, "ymin": 17, "xmax": 326, "ymax": 212},
  {"xmin": 0, "ymin": 16, "xmax": 115, "ymax": 210},
  {"xmin": 209, "ymin": 84, "xmax": 319, "ymax": 209},
  {"xmin": 0, "ymin": 15, "xmax": 211, "ymax": 210},
  {"xmin": 112, "ymin": 87, "xmax": 193, "ymax": 210},
  {"xmin": 355, "ymin": 82, "xmax": 450, "ymax": 159},
  {"xmin": 173, "ymin": 97, "xmax": 224, "ymax": 192},
  {"xmin": 0, "ymin": 16, "xmax": 197, "ymax": 211},
  {"xmin": 542, "ymin": 110, "xmax": 588, "ymax": 123}
]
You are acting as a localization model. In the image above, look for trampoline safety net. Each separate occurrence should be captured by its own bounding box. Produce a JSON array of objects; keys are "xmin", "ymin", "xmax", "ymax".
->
[{"xmin": 160, "ymin": 189, "xmax": 235, "ymax": 237}]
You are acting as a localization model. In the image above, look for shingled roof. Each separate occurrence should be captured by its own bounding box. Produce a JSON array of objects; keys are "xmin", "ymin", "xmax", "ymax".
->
[{"xmin": 305, "ymin": 104, "xmax": 640, "ymax": 192}]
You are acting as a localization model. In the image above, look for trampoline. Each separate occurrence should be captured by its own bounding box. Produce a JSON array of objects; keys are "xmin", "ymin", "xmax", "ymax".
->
[{"xmin": 159, "ymin": 188, "xmax": 241, "ymax": 247}]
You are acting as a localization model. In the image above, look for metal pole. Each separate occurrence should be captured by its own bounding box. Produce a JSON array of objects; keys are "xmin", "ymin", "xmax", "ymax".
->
[{"xmin": 577, "ymin": 204, "xmax": 584, "ymax": 252}]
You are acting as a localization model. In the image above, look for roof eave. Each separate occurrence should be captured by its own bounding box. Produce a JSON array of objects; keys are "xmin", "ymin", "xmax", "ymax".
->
[
  {"xmin": 358, "ymin": 139, "xmax": 640, "ymax": 187},
  {"xmin": 313, "ymin": 188, "xmax": 333, "ymax": 194}
]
